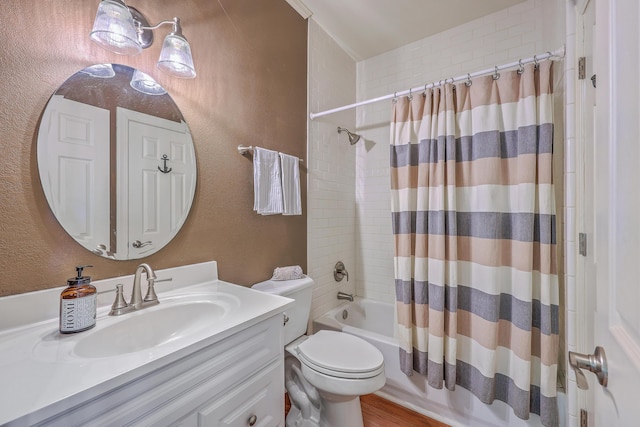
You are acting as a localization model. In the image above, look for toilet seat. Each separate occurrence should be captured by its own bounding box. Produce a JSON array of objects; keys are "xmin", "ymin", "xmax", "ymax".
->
[{"xmin": 295, "ymin": 330, "xmax": 384, "ymax": 379}]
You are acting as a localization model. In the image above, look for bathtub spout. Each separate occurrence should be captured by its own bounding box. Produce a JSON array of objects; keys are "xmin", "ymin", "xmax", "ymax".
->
[{"xmin": 337, "ymin": 291, "xmax": 354, "ymax": 302}]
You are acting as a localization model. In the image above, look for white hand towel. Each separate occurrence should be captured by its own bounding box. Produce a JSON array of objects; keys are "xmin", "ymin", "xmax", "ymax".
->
[
  {"xmin": 279, "ymin": 152, "xmax": 302, "ymax": 215},
  {"xmin": 253, "ymin": 147, "xmax": 283, "ymax": 215}
]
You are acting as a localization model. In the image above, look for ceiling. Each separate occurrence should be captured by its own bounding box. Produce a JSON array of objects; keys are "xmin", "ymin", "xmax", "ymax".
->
[{"xmin": 286, "ymin": 0, "xmax": 526, "ymax": 61}]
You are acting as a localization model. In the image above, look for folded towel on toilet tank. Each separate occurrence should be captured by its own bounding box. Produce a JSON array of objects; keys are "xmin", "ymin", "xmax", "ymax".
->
[{"xmin": 271, "ymin": 265, "xmax": 304, "ymax": 280}]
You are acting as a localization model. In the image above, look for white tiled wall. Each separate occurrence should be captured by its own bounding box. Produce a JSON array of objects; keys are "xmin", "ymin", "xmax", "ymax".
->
[
  {"xmin": 354, "ymin": 0, "xmax": 566, "ymax": 304},
  {"xmin": 307, "ymin": 19, "xmax": 357, "ymax": 322}
]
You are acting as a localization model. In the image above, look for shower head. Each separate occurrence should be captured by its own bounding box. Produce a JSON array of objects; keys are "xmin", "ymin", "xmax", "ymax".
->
[{"xmin": 337, "ymin": 127, "xmax": 361, "ymax": 145}]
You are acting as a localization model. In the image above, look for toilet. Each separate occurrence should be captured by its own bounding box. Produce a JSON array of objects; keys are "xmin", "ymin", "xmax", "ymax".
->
[{"xmin": 252, "ymin": 276, "xmax": 385, "ymax": 427}]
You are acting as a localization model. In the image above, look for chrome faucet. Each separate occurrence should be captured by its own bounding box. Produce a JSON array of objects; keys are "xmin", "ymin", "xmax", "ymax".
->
[
  {"xmin": 131, "ymin": 263, "xmax": 158, "ymax": 309},
  {"xmin": 337, "ymin": 291, "xmax": 354, "ymax": 302},
  {"xmin": 109, "ymin": 263, "xmax": 159, "ymax": 316}
]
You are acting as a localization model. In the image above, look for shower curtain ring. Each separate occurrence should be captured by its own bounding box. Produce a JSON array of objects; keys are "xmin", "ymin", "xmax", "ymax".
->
[
  {"xmin": 492, "ymin": 66, "xmax": 500, "ymax": 80},
  {"xmin": 534, "ymin": 55, "xmax": 539, "ymax": 70},
  {"xmin": 465, "ymin": 73, "xmax": 472, "ymax": 87},
  {"xmin": 392, "ymin": 91, "xmax": 397, "ymax": 103},
  {"xmin": 408, "ymin": 88, "xmax": 413, "ymax": 101},
  {"xmin": 517, "ymin": 59, "xmax": 525, "ymax": 75}
]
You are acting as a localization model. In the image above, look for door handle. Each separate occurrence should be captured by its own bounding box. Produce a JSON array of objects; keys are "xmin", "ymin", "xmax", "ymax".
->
[
  {"xmin": 132, "ymin": 240, "xmax": 152, "ymax": 248},
  {"xmin": 568, "ymin": 346, "xmax": 608, "ymax": 390}
]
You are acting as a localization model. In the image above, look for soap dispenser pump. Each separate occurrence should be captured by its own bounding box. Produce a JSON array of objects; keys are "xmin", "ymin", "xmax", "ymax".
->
[{"xmin": 59, "ymin": 265, "xmax": 97, "ymax": 334}]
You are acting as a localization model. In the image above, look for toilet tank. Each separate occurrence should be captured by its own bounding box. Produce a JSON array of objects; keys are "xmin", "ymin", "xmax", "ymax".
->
[{"xmin": 251, "ymin": 275, "xmax": 314, "ymax": 345}]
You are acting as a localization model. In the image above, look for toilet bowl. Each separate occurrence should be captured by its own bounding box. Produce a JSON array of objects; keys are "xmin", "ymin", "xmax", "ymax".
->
[
  {"xmin": 287, "ymin": 331, "xmax": 385, "ymax": 427},
  {"xmin": 251, "ymin": 276, "xmax": 385, "ymax": 427}
]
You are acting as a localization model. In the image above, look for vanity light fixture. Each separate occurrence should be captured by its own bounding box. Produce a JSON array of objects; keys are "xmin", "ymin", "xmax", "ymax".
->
[
  {"xmin": 130, "ymin": 69, "xmax": 167, "ymax": 95},
  {"xmin": 90, "ymin": 0, "xmax": 196, "ymax": 79},
  {"xmin": 79, "ymin": 63, "xmax": 116, "ymax": 78}
]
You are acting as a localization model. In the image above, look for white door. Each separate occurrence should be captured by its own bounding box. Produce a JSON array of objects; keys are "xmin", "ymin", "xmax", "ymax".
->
[
  {"xmin": 37, "ymin": 95, "xmax": 110, "ymax": 254},
  {"xmin": 116, "ymin": 108, "xmax": 196, "ymax": 259},
  {"xmin": 579, "ymin": 0, "xmax": 640, "ymax": 424}
]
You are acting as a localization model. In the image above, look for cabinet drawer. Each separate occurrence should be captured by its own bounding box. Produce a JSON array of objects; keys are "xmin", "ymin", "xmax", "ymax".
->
[{"xmin": 197, "ymin": 361, "xmax": 283, "ymax": 427}]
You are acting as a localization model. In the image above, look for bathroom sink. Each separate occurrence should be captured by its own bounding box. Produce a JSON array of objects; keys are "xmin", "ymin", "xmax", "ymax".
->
[
  {"xmin": 73, "ymin": 293, "xmax": 236, "ymax": 358},
  {"xmin": 1, "ymin": 262, "xmax": 295, "ymax": 427}
]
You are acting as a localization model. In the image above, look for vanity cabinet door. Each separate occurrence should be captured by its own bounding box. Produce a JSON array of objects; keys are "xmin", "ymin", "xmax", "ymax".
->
[
  {"xmin": 126, "ymin": 315, "xmax": 284, "ymax": 427},
  {"xmin": 195, "ymin": 361, "xmax": 283, "ymax": 427}
]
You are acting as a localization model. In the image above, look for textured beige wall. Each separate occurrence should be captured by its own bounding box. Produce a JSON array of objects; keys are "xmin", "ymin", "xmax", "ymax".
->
[{"xmin": 0, "ymin": 0, "xmax": 307, "ymax": 296}]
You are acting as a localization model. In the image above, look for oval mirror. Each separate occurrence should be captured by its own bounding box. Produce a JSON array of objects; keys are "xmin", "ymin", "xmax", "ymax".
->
[{"xmin": 37, "ymin": 64, "xmax": 196, "ymax": 260}]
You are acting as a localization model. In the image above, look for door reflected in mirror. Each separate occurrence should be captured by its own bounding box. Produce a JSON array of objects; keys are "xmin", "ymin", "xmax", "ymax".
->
[{"xmin": 37, "ymin": 64, "xmax": 196, "ymax": 260}]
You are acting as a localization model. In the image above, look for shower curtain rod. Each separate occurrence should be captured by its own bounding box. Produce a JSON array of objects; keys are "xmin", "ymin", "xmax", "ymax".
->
[{"xmin": 309, "ymin": 46, "xmax": 565, "ymax": 120}]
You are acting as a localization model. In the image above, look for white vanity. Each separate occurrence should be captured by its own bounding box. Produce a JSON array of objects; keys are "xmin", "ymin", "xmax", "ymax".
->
[{"xmin": 0, "ymin": 261, "xmax": 293, "ymax": 426}]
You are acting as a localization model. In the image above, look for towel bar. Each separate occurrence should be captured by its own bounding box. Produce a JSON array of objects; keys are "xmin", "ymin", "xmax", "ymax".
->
[{"xmin": 238, "ymin": 145, "xmax": 303, "ymax": 163}]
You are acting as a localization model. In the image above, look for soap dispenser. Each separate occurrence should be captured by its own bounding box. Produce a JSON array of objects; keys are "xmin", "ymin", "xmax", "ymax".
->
[{"xmin": 59, "ymin": 265, "xmax": 97, "ymax": 334}]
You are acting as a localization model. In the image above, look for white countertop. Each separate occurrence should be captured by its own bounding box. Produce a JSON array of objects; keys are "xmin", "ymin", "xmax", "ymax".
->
[{"xmin": 0, "ymin": 261, "xmax": 293, "ymax": 426}]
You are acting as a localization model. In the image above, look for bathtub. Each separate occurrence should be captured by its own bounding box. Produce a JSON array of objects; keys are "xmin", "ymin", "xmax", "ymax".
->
[{"xmin": 313, "ymin": 298, "xmax": 565, "ymax": 427}]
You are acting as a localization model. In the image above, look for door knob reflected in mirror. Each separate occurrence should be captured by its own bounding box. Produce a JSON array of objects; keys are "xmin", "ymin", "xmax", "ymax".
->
[
  {"xmin": 568, "ymin": 346, "xmax": 608, "ymax": 390},
  {"xmin": 132, "ymin": 240, "xmax": 152, "ymax": 248}
]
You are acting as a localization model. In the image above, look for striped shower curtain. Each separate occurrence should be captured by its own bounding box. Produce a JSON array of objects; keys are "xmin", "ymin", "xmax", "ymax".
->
[{"xmin": 390, "ymin": 61, "xmax": 559, "ymax": 426}]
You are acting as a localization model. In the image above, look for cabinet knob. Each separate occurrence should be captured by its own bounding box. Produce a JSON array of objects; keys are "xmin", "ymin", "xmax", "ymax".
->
[{"xmin": 248, "ymin": 414, "xmax": 257, "ymax": 426}]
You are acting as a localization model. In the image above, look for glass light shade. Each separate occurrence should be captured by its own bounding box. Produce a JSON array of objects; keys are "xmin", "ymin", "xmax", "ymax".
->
[
  {"xmin": 79, "ymin": 64, "xmax": 116, "ymax": 78},
  {"xmin": 157, "ymin": 34, "xmax": 196, "ymax": 79},
  {"xmin": 90, "ymin": 0, "xmax": 142, "ymax": 56},
  {"xmin": 130, "ymin": 70, "xmax": 167, "ymax": 95}
]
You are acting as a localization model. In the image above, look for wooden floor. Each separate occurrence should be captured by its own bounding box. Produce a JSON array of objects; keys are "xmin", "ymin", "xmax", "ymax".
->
[
  {"xmin": 285, "ymin": 393, "xmax": 449, "ymax": 427},
  {"xmin": 360, "ymin": 394, "xmax": 449, "ymax": 427}
]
